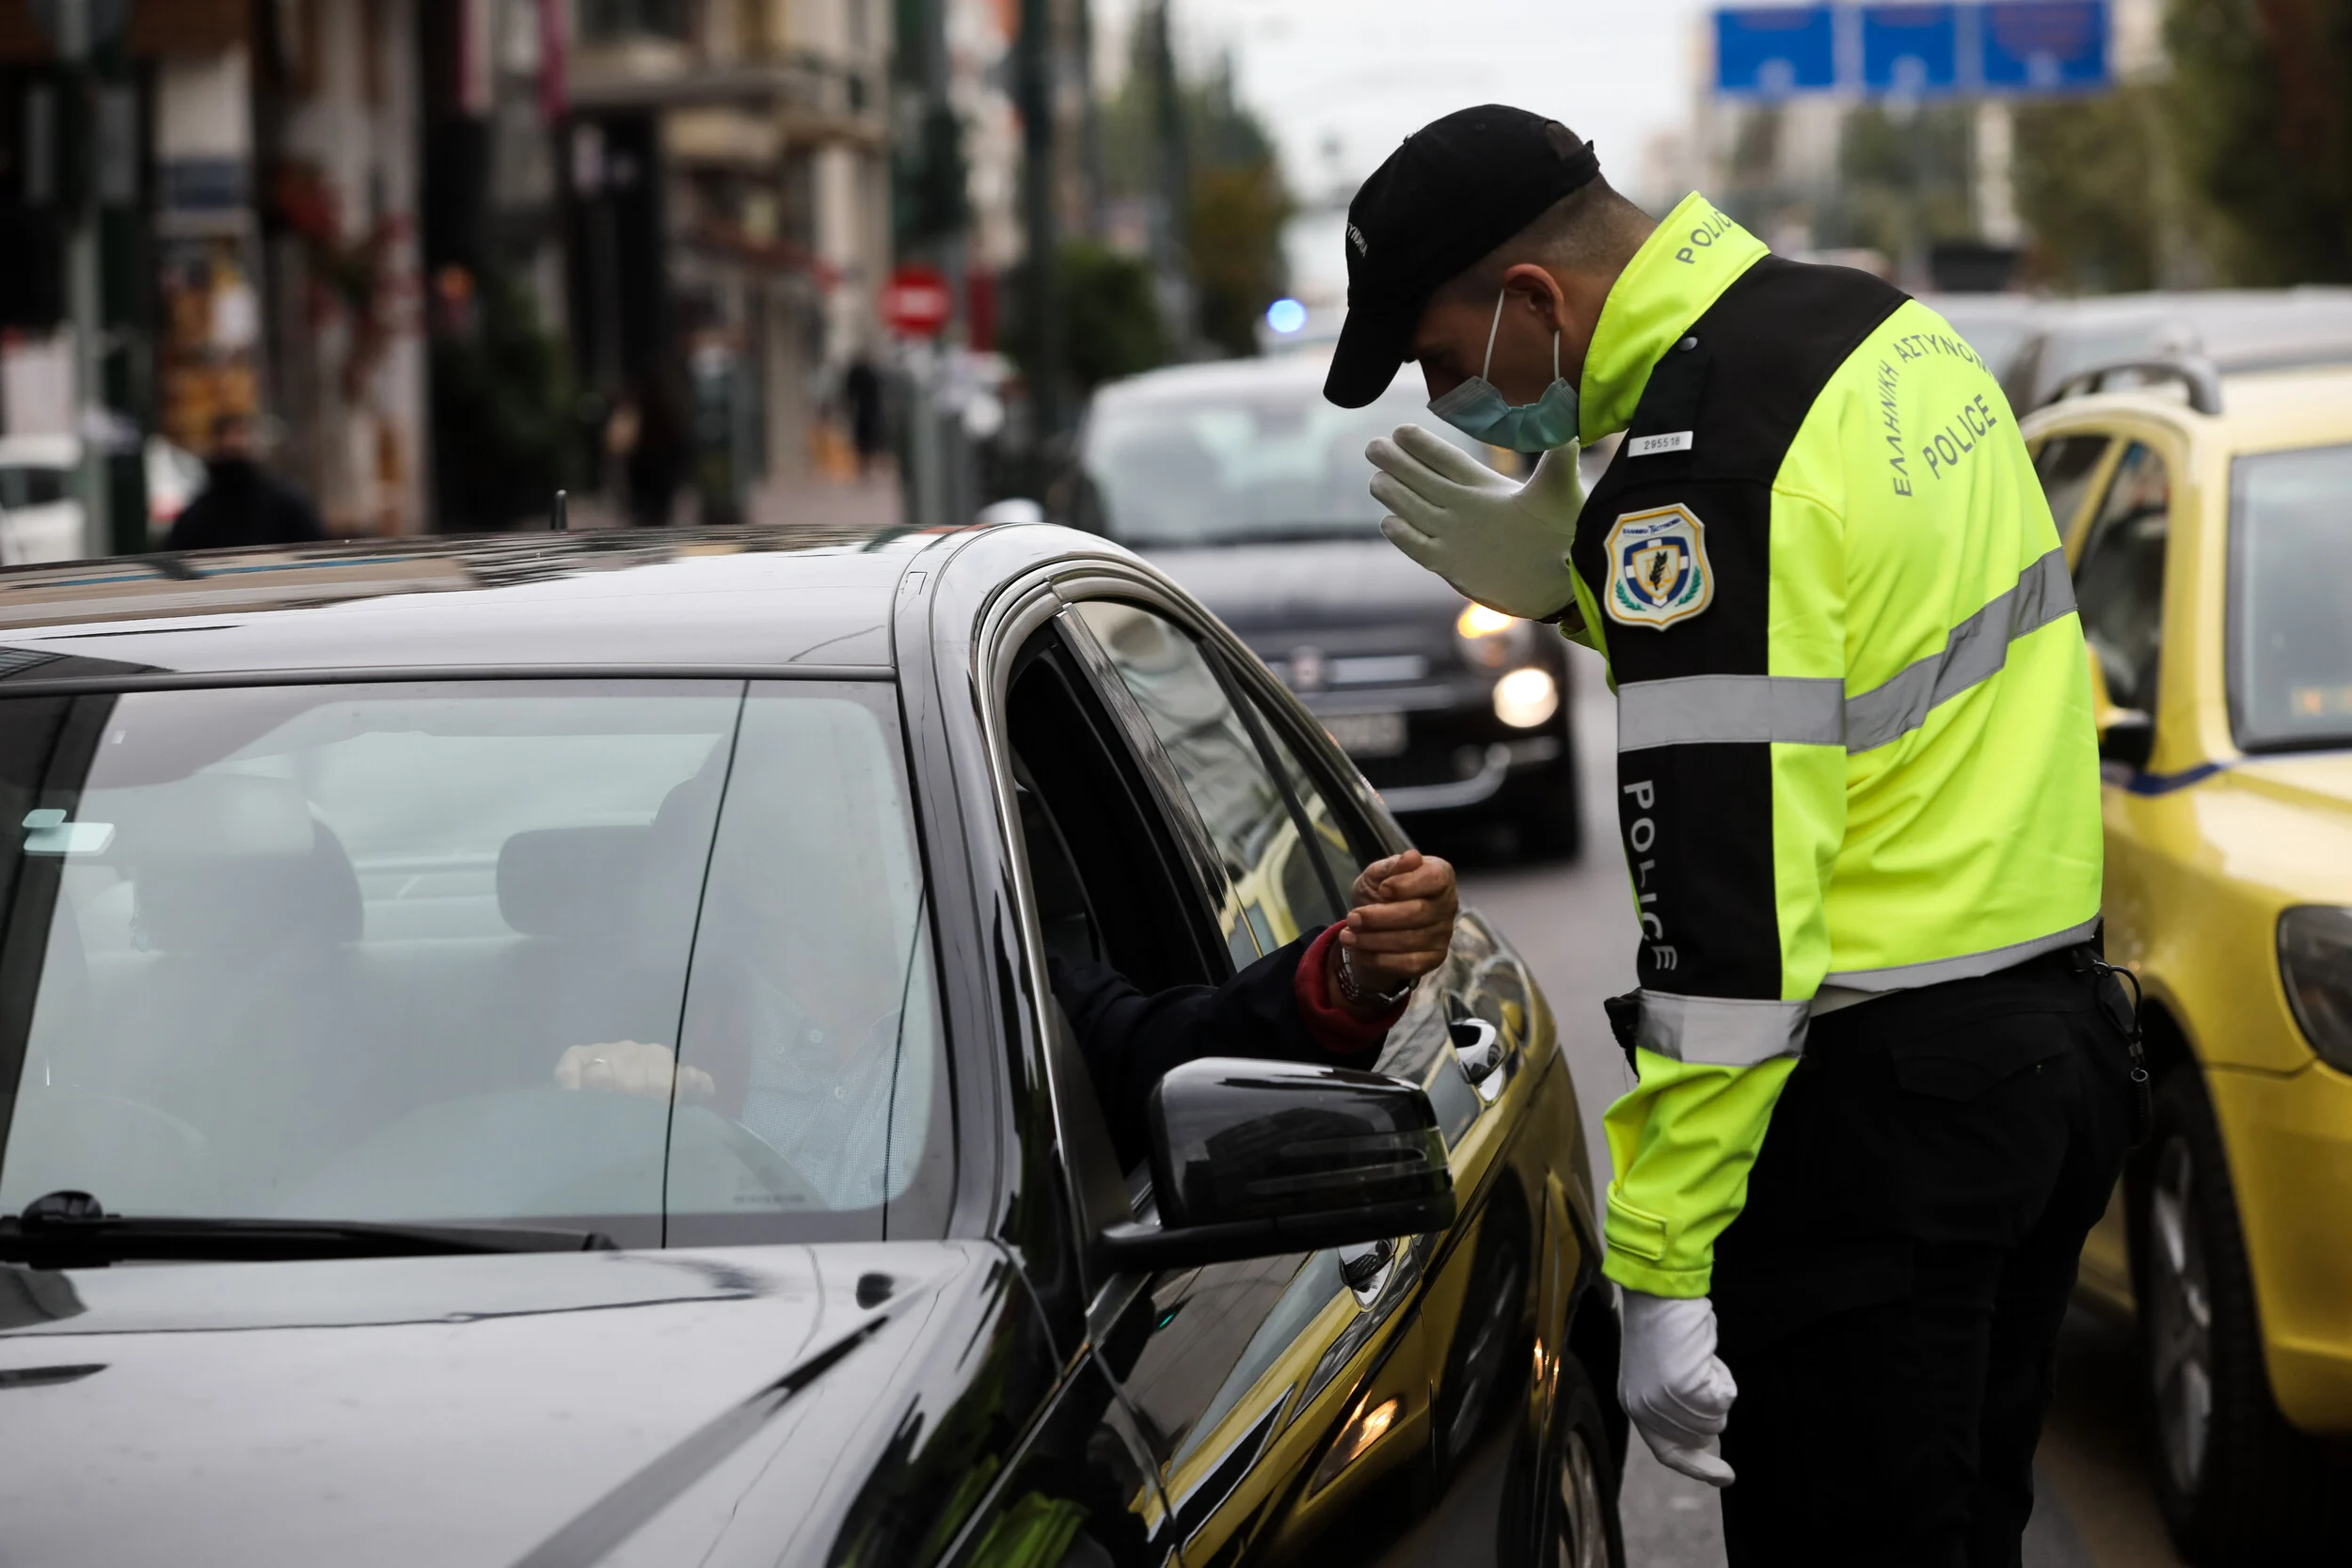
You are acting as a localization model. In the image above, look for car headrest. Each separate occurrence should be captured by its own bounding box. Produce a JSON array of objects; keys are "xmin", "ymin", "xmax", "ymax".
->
[
  {"xmin": 119, "ymin": 773, "xmax": 321, "ymax": 860},
  {"xmin": 126, "ymin": 776, "xmax": 362, "ymax": 954},
  {"xmin": 498, "ymin": 826, "xmax": 652, "ymax": 942}
]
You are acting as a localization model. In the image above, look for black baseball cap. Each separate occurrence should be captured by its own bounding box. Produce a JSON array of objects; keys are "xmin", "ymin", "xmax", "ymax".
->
[{"xmin": 1325, "ymin": 105, "xmax": 1601, "ymax": 408}]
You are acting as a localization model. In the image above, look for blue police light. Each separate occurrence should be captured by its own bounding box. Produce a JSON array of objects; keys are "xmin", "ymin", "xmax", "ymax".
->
[{"xmin": 1265, "ymin": 298, "xmax": 1308, "ymax": 336}]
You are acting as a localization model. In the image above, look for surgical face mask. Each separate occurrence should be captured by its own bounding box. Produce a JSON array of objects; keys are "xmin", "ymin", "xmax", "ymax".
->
[{"xmin": 1426, "ymin": 290, "xmax": 1581, "ymax": 452}]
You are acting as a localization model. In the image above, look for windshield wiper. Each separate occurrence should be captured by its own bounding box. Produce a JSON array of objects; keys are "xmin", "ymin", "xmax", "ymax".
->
[{"xmin": 0, "ymin": 1190, "xmax": 615, "ymax": 1268}]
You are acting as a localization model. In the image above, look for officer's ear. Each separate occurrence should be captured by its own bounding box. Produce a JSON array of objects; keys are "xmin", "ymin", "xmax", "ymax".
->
[{"xmin": 1497, "ymin": 262, "xmax": 1569, "ymax": 333}]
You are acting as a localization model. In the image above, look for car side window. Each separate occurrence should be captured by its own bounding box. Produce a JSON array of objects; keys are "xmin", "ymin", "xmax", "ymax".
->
[
  {"xmin": 1073, "ymin": 600, "xmax": 1346, "ymax": 954},
  {"xmin": 2073, "ymin": 440, "xmax": 2170, "ymax": 714},
  {"xmin": 2031, "ymin": 435, "xmax": 2112, "ymax": 546},
  {"xmin": 1006, "ymin": 634, "xmax": 1226, "ymax": 998},
  {"xmin": 1221, "ymin": 667, "xmax": 1380, "ymax": 914}
]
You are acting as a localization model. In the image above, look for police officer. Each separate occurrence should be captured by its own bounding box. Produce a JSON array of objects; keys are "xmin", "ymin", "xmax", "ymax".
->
[{"xmin": 1327, "ymin": 105, "xmax": 2137, "ymax": 1565}]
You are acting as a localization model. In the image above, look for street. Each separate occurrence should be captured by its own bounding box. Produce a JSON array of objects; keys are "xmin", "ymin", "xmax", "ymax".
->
[{"xmin": 1450, "ymin": 649, "xmax": 2188, "ymax": 1568}]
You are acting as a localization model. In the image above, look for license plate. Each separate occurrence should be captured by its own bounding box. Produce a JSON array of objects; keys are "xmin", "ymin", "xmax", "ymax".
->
[{"xmin": 1323, "ymin": 711, "xmax": 1407, "ymax": 758}]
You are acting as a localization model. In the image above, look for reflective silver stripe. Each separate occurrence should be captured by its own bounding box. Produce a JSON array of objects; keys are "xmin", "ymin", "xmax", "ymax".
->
[
  {"xmin": 1843, "ymin": 550, "xmax": 2076, "ymax": 754},
  {"xmin": 1616, "ymin": 674, "xmax": 1845, "ymax": 752},
  {"xmin": 1821, "ymin": 916, "xmax": 2102, "ymax": 992},
  {"xmin": 1635, "ymin": 991, "xmax": 1810, "ymax": 1066},
  {"xmin": 1614, "ymin": 553, "xmax": 2078, "ymax": 756}
]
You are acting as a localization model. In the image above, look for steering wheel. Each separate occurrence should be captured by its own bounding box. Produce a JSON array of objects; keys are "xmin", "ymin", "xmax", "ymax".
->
[{"xmin": 670, "ymin": 1103, "xmax": 831, "ymax": 1210}]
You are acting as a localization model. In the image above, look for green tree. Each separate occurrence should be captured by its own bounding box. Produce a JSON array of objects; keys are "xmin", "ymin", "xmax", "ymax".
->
[
  {"xmin": 1099, "ymin": 45, "xmax": 1292, "ymax": 358},
  {"xmin": 1820, "ymin": 103, "xmax": 1977, "ymax": 262},
  {"xmin": 2011, "ymin": 87, "xmax": 2163, "ymax": 293},
  {"xmin": 2166, "ymin": 0, "xmax": 2352, "ymax": 284},
  {"xmin": 1188, "ymin": 159, "xmax": 1293, "ymax": 358},
  {"xmin": 1004, "ymin": 239, "xmax": 1168, "ymax": 393},
  {"xmin": 429, "ymin": 271, "xmax": 579, "ymax": 530}
]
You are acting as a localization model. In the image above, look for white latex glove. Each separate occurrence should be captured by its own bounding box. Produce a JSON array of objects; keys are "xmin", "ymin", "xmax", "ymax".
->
[
  {"xmin": 1366, "ymin": 424, "xmax": 1586, "ymax": 621},
  {"xmin": 1618, "ymin": 1289, "xmax": 1739, "ymax": 1487}
]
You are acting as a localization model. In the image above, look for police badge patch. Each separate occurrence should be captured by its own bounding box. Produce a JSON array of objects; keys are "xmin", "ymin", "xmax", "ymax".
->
[{"xmin": 1604, "ymin": 504, "xmax": 1713, "ymax": 628}]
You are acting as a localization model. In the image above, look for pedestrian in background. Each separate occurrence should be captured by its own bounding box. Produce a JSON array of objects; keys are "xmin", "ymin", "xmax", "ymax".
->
[
  {"xmin": 164, "ymin": 411, "xmax": 326, "ymax": 551},
  {"xmin": 839, "ymin": 354, "xmax": 887, "ymax": 479},
  {"xmin": 608, "ymin": 375, "xmax": 684, "ymax": 528},
  {"xmin": 1332, "ymin": 104, "xmax": 2136, "ymax": 1566}
]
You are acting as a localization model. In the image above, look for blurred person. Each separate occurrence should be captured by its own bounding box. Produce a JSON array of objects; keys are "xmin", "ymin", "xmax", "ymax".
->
[
  {"xmin": 163, "ymin": 411, "xmax": 326, "ymax": 550},
  {"xmin": 1333, "ymin": 106, "xmax": 2135, "ymax": 1565},
  {"xmin": 558, "ymin": 849, "xmax": 1458, "ymax": 1192},
  {"xmin": 554, "ymin": 711, "xmax": 1457, "ymax": 1197},
  {"xmin": 839, "ymin": 354, "xmax": 886, "ymax": 478},
  {"xmin": 608, "ymin": 376, "xmax": 684, "ymax": 529}
]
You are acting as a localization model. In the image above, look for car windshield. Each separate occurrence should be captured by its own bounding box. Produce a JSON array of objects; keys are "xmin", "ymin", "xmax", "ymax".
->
[
  {"xmin": 1078, "ymin": 370, "xmax": 1497, "ymax": 547},
  {"xmin": 0, "ymin": 679, "xmax": 947, "ymax": 1247},
  {"xmin": 2230, "ymin": 444, "xmax": 2352, "ymax": 752}
]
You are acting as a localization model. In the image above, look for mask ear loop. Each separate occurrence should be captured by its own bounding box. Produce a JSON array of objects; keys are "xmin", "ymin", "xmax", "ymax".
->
[{"xmin": 1480, "ymin": 290, "xmax": 1509, "ymax": 381}]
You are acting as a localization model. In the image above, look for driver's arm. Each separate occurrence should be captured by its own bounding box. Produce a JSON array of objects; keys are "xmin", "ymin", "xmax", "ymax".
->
[{"xmin": 1056, "ymin": 851, "xmax": 1457, "ymax": 1166}]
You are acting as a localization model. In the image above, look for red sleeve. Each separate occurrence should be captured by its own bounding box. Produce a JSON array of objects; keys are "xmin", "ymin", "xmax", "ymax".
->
[{"xmin": 1295, "ymin": 923, "xmax": 1407, "ymax": 1057}]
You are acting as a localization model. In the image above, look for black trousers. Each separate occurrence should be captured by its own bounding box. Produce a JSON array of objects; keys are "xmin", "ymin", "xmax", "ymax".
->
[{"xmin": 1708, "ymin": 950, "xmax": 2137, "ymax": 1568}]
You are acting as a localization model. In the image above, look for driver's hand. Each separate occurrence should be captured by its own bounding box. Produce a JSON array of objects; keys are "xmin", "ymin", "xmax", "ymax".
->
[
  {"xmin": 1338, "ymin": 849, "xmax": 1459, "ymax": 994},
  {"xmin": 553, "ymin": 1040, "xmax": 714, "ymax": 1102}
]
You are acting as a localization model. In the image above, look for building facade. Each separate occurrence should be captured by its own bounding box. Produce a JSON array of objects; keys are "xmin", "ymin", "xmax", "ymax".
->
[{"xmin": 567, "ymin": 0, "xmax": 892, "ymax": 518}]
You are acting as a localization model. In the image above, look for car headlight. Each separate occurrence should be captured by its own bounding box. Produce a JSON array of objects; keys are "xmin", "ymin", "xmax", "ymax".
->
[
  {"xmin": 2279, "ymin": 907, "xmax": 2352, "ymax": 1072},
  {"xmin": 1455, "ymin": 602, "xmax": 1533, "ymax": 669},
  {"xmin": 1493, "ymin": 666, "xmax": 1559, "ymax": 729}
]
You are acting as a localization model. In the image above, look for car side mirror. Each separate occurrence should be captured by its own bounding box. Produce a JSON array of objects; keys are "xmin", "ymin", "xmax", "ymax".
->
[
  {"xmin": 2085, "ymin": 645, "xmax": 2154, "ymax": 770},
  {"xmin": 1093, "ymin": 1058, "xmax": 1455, "ymax": 1275}
]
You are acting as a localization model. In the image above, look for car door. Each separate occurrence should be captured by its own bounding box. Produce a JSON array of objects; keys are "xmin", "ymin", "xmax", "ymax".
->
[
  {"xmin": 1059, "ymin": 592, "xmax": 1577, "ymax": 1566},
  {"xmin": 2038, "ymin": 430, "xmax": 2175, "ymax": 1306},
  {"xmin": 1211, "ymin": 619, "xmax": 1582, "ymax": 1541},
  {"xmin": 936, "ymin": 1351, "xmax": 1180, "ymax": 1568}
]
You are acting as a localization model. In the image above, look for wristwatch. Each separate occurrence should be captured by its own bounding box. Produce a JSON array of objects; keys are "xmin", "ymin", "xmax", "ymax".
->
[{"xmin": 1337, "ymin": 942, "xmax": 1413, "ymax": 1008}]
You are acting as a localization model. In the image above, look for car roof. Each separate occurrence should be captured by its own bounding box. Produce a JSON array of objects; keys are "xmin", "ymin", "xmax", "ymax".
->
[
  {"xmin": 2010, "ymin": 289, "xmax": 2352, "ymax": 405},
  {"xmin": 1088, "ymin": 350, "xmax": 1340, "ymax": 409},
  {"xmin": 0, "ymin": 526, "xmax": 989, "ymax": 681},
  {"xmin": 2024, "ymin": 363, "xmax": 2352, "ymax": 455}
]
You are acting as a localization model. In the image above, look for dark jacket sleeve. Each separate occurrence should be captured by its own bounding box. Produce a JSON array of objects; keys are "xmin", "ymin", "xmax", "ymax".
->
[{"xmin": 1052, "ymin": 931, "xmax": 1327, "ymax": 1170}]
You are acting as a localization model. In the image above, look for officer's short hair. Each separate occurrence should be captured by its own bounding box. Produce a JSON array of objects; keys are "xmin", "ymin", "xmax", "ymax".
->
[{"xmin": 1438, "ymin": 178, "xmax": 1654, "ymax": 304}]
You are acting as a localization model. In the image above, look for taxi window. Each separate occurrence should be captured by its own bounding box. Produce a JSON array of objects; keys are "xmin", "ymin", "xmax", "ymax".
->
[
  {"xmin": 0, "ymin": 466, "xmax": 69, "ymax": 512},
  {"xmin": 2229, "ymin": 443, "xmax": 2352, "ymax": 751},
  {"xmin": 2073, "ymin": 442, "xmax": 2169, "ymax": 714},
  {"xmin": 2030, "ymin": 436, "xmax": 2112, "ymax": 545}
]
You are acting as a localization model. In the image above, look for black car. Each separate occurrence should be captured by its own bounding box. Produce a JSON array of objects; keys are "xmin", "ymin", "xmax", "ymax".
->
[
  {"xmin": 0, "ymin": 526, "xmax": 1622, "ymax": 1567},
  {"xmin": 1064, "ymin": 354, "xmax": 1582, "ymax": 855}
]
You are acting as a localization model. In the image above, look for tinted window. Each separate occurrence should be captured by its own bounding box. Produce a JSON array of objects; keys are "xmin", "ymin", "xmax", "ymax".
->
[
  {"xmin": 2032, "ymin": 435, "xmax": 2111, "ymax": 541},
  {"xmin": 1077, "ymin": 372, "xmax": 1496, "ymax": 547},
  {"xmin": 0, "ymin": 680, "xmax": 946, "ymax": 1244},
  {"xmin": 1229, "ymin": 678, "xmax": 1375, "ymax": 912},
  {"xmin": 0, "ymin": 466, "xmax": 69, "ymax": 511},
  {"xmin": 2230, "ymin": 444, "xmax": 2352, "ymax": 751},
  {"xmin": 1074, "ymin": 602, "xmax": 1344, "ymax": 954},
  {"xmin": 2073, "ymin": 442, "xmax": 2169, "ymax": 713}
]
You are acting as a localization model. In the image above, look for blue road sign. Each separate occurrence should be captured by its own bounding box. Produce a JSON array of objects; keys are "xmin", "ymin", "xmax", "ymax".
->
[
  {"xmin": 1712, "ymin": 2, "xmax": 2109, "ymax": 98},
  {"xmin": 1715, "ymin": 5, "xmax": 1837, "ymax": 98},
  {"xmin": 1862, "ymin": 5, "xmax": 1959, "ymax": 95},
  {"xmin": 1981, "ymin": 1, "xmax": 2107, "ymax": 91}
]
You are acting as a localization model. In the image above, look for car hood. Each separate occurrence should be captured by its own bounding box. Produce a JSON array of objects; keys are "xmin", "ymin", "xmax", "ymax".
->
[
  {"xmin": 0, "ymin": 1242, "xmax": 1012, "ymax": 1568},
  {"xmin": 1138, "ymin": 538, "xmax": 1463, "ymax": 631}
]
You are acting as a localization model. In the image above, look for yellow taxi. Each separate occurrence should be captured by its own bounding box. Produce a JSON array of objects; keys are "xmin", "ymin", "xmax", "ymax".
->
[{"xmin": 2021, "ymin": 361, "xmax": 2352, "ymax": 1560}]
